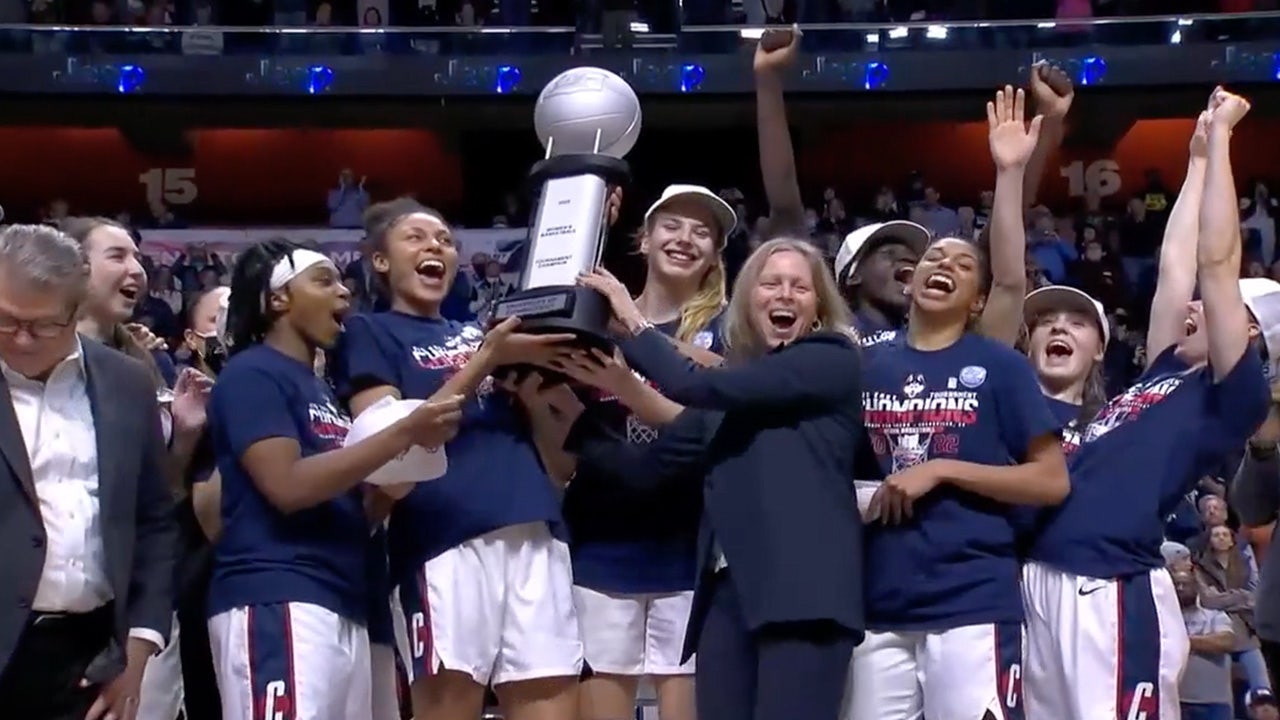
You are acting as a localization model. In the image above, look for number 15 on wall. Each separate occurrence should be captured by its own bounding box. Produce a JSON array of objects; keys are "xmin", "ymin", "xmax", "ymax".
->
[{"xmin": 139, "ymin": 168, "xmax": 199, "ymax": 206}]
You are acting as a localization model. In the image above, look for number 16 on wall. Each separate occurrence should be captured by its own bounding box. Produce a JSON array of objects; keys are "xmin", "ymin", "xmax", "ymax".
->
[
  {"xmin": 139, "ymin": 168, "xmax": 198, "ymax": 206},
  {"xmin": 1059, "ymin": 160, "xmax": 1121, "ymax": 199}
]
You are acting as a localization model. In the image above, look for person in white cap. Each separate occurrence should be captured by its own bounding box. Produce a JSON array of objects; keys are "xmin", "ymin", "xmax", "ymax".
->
[
  {"xmin": 1021, "ymin": 284, "xmax": 1111, "ymax": 452},
  {"xmin": 1021, "ymin": 89, "xmax": 1270, "ymax": 720},
  {"xmin": 205, "ymin": 238, "xmax": 464, "ymax": 720},
  {"xmin": 832, "ymin": 220, "xmax": 929, "ymax": 345},
  {"xmin": 557, "ymin": 183, "xmax": 732, "ymax": 720}
]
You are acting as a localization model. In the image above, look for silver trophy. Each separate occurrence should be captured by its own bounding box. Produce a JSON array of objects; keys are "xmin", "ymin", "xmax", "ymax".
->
[{"xmin": 491, "ymin": 67, "xmax": 642, "ymax": 350}]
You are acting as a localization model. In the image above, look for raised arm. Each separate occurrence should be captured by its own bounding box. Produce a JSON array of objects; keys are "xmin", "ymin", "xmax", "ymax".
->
[
  {"xmin": 618, "ymin": 327, "xmax": 861, "ymax": 412},
  {"xmin": 753, "ymin": 28, "xmax": 806, "ymax": 237},
  {"xmin": 1021, "ymin": 63, "xmax": 1074, "ymax": 211},
  {"xmin": 1199, "ymin": 89, "xmax": 1253, "ymax": 382},
  {"xmin": 1146, "ymin": 111, "xmax": 1210, "ymax": 366},
  {"xmin": 978, "ymin": 86, "xmax": 1043, "ymax": 344}
]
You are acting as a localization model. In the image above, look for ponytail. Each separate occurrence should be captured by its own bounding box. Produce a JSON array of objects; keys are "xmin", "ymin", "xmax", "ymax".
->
[{"xmin": 676, "ymin": 259, "xmax": 726, "ymax": 342}]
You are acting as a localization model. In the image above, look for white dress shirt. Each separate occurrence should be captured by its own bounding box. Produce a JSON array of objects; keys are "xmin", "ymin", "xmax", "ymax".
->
[{"xmin": 2, "ymin": 341, "xmax": 165, "ymax": 650}]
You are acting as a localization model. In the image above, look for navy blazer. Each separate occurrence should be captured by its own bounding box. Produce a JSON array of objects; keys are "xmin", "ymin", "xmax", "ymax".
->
[
  {"xmin": 0, "ymin": 338, "xmax": 178, "ymax": 682},
  {"xmin": 568, "ymin": 328, "xmax": 872, "ymax": 660}
]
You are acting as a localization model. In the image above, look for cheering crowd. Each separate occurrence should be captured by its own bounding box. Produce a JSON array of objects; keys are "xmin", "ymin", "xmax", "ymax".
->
[{"xmin": 6, "ymin": 26, "xmax": 1280, "ymax": 720}]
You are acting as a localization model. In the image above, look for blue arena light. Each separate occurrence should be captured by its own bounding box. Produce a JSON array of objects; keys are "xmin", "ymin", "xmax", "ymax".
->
[
  {"xmin": 1080, "ymin": 56, "xmax": 1107, "ymax": 87},
  {"xmin": 863, "ymin": 61, "xmax": 889, "ymax": 90},
  {"xmin": 117, "ymin": 64, "xmax": 145, "ymax": 94},
  {"xmin": 494, "ymin": 65, "xmax": 522, "ymax": 94},
  {"xmin": 1272, "ymin": 52, "xmax": 1280, "ymax": 81},
  {"xmin": 306, "ymin": 65, "xmax": 334, "ymax": 95},
  {"xmin": 679, "ymin": 63, "xmax": 705, "ymax": 93}
]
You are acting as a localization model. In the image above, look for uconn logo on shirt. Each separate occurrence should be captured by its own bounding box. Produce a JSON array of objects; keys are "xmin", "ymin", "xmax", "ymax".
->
[
  {"xmin": 863, "ymin": 372, "xmax": 981, "ymax": 472},
  {"xmin": 307, "ymin": 402, "xmax": 351, "ymax": 450},
  {"xmin": 1082, "ymin": 372, "xmax": 1187, "ymax": 444}
]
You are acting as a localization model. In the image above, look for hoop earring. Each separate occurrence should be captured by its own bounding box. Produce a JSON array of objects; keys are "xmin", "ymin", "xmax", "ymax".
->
[{"xmin": 811, "ymin": 319, "xmax": 822, "ymax": 331}]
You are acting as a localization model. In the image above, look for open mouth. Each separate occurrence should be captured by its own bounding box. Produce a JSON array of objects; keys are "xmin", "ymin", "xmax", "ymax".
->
[
  {"xmin": 663, "ymin": 248, "xmax": 698, "ymax": 265},
  {"xmin": 416, "ymin": 258, "xmax": 447, "ymax": 282},
  {"xmin": 331, "ymin": 302, "xmax": 350, "ymax": 331},
  {"xmin": 119, "ymin": 286, "xmax": 139, "ymax": 303},
  {"xmin": 767, "ymin": 309, "xmax": 797, "ymax": 332},
  {"xmin": 1046, "ymin": 339, "xmax": 1074, "ymax": 358},
  {"xmin": 892, "ymin": 265, "xmax": 914, "ymax": 284},
  {"xmin": 922, "ymin": 273, "xmax": 956, "ymax": 294}
]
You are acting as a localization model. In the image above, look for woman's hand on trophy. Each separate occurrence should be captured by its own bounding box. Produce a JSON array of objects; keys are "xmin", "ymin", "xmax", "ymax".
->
[
  {"xmin": 606, "ymin": 187, "xmax": 623, "ymax": 228},
  {"xmin": 480, "ymin": 317, "xmax": 576, "ymax": 368},
  {"xmin": 548, "ymin": 348, "xmax": 635, "ymax": 396},
  {"xmin": 578, "ymin": 268, "xmax": 648, "ymax": 336}
]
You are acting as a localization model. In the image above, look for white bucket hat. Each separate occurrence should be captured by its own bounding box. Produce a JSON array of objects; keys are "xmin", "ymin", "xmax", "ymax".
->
[
  {"xmin": 644, "ymin": 184, "xmax": 737, "ymax": 246},
  {"xmin": 833, "ymin": 220, "xmax": 930, "ymax": 285},
  {"xmin": 1023, "ymin": 285, "xmax": 1111, "ymax": 348},
  {"xmin": 1240, "ymin": 277, "xmax": 1280, "ymax": 387}
]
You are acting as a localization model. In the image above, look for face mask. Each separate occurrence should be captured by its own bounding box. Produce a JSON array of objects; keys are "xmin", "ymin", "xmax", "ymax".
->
[{"xmin": 199, "ymin": 334, "xmax": 226, "ymax": 375}]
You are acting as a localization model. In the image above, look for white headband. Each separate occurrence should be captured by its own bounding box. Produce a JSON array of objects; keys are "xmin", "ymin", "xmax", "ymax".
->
[{"xmin": 269, "ymin": 249, "xmax": 334, "ymax": 291}]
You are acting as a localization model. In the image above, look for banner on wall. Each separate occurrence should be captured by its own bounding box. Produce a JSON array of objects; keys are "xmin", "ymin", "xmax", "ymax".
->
[{"xmin": 137, "ymin": 226, "xmax": 530, "ymax": 285}]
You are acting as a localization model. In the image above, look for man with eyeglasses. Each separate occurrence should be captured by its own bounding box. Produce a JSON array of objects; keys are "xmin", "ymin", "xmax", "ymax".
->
[{"xmin": 0, "ymin": 224, "xmax": 177, "ymax": 720}]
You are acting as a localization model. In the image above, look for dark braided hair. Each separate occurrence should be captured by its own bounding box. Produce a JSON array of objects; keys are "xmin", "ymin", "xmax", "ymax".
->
[{"xmin": 225, "ymin": 239, "xmax": 303, "ymax": 356}]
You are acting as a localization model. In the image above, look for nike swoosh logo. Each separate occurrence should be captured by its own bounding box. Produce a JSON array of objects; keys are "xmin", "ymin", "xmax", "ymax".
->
[{"xmin": 1078, "ymin": 584, "xmax": 1106, "ymax": 596}]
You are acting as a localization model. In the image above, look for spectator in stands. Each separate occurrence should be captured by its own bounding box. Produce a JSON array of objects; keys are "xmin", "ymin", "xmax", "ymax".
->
[
  {"xmin": 1069, "ymin": 229, "xmax": 1129, "ymax": 312},
  {"xmin": 1176, "ymin": 563, "xmax": 1238, "ymax": 720},
  {"xmin": 1232, "ymin": 401, "xmax": 1280, "ymax": 682},
  {"xmin": 1118, "ymin": 194, "xmax": 1161, "ymax": 288},
  {"xmin": 1026, "ymin": 206, "xmax": 1076, "ymax": 284},
  {"xmin": 170, "ymin": 242, "xmax": 227, "ymax": 294},
  {"xmin": 868, "ymin": 186, "xmax": 905, "ymax": 224},
  {"xmin": 913, "ymin": 186, "xmax": 961, "ymax": 238},
  {"xmin": 1242, "ymin": 179, "xmax": 1278, "ymax": 266},
  {"xmin": 328, "ymin": 169, "xmax": 371, "ymax": 229},
  {"xmin": 1195, "ymin": 524, "xmax": 1272, "ymax": 696}
]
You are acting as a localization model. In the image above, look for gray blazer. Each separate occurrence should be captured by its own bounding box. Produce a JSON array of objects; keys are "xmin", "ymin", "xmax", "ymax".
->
[
  {"xmin": 1231, "ymin": 443, "xmax": 1280, "ymax": 643},
  {"xmin": 0, "ymin": 337, "xmax": 177, "ymax": 682}
]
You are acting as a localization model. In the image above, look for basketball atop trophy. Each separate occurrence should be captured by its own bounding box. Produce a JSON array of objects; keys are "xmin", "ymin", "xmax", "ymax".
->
[{"xmin": 533, "ymin": 67, "xmax": 642, "ymax": 158}]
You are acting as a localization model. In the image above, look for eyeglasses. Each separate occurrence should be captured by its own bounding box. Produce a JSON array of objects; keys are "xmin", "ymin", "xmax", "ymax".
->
[{"xmin": 0, "ymin": 313, "xmax": 75, "ymax": 339}]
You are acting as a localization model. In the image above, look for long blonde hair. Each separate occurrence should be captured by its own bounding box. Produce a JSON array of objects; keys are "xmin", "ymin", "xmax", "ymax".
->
[
  {"xmin": 635, "ymin": 221, "xmax": 727, "ymax": 343},
  {"xmin": 721, "ymin": 238, "xmax": 855, "ymax": 358}
]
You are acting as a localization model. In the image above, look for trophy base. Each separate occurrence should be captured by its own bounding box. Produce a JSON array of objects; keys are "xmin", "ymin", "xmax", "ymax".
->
[{"xmin": 491, "ymin": 285, "xmax": 614, "ymax": 353}]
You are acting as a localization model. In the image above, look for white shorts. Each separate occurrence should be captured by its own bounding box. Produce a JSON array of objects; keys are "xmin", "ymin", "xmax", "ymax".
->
[
  {"xmin": 1021, "ymin": 562, "xmax": 1188, "ymax": 720},
  {"xmin": 209, "ymin": 602, "xmax": 372, "ymax": 720},
  {"xmin": 573, "ymin": 586, "xmax": 695, "ymax": 676},
  {"xmin": 370, "ymin": 642, "xmax": 400, "ymax": 720},
  {"xmin": 842, "ymin": 622, "xmax": 1024, "ymax": 720},
  {"xmin": 396, "ymin": 522, "xmax": 583, "ymax": 687},
  {"xmin": 136, "ymin": 613, "xmax": 183, "ymax": 720}
]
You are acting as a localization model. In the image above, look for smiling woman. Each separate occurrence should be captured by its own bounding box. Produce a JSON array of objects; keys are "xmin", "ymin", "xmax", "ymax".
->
[{"xmin": 59, "ymin": 216, "xmax": 168, "ymax": 390}]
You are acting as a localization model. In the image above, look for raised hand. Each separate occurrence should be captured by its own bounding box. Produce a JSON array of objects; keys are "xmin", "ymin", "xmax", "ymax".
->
[
  {"xmin": 753, "ymin": 26, "xmax": 801, "ymax": 76},
  {"xmin": 170, "ymin": 366, "xmax": 214, "ymax": 435},
  {"xmin": 125, "ymin": 322, "xmax": 166, "ymax": 351},
  {"xmin": 405, "ymin": 394, "xmax": 465, "ymax": 448},
  {"xmin": 481, "ymin": 316, "xmax": 576, "ymax": 367},
  {"xmin": 987, "ymin": 86, "xmax": 1044, "ymax": 171},
  {"xmin": 1190, "ymin": 110, "xmax": 1210, "ymax": 158},
  {"xmin": 1208, "ymin": 86, "xmax": 1251, "ymax": 130},
  {"xmin": 1029, "ymin": 62, "xmax": 1073, "ymax": 119}
]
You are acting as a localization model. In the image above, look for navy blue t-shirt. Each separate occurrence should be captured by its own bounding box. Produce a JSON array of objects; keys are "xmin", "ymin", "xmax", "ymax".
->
[
  {"xmin": 207, "ymin": 344, "xmax": 368, "ymax": 622},
  {"xmin": 1045, "ymin": 396, "xmax": 1084, "ymax": 456},
  {"xmin": 562, "ymin": 315, "xmax": 722, "ymax": 594},
  {"xmin": 1029, "ymin": 346, "xmax": 1268, "ymax": 578},
  {"xmin": 853, "ymin": 310, "xmax": 901, "ymax": 349},
  {"xmin": 329, "ymin": 311, "xmax": 563, "ymax": 588},
  {"xmin": 861, "ymin": 333, "xmax": 1059, "ymax": 630}
]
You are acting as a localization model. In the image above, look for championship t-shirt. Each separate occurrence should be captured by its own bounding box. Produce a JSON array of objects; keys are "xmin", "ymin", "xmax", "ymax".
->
[
  {"xmin": 207, "ymin": 344, "xmax": 368, "ymax": 621},
  {"xmin": 861, "ymin": 333, "xmax": 1059, "ymax": 630}
]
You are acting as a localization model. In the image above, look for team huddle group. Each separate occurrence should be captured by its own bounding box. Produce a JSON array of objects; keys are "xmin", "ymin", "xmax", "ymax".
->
[{"xmin": 33, "ymin": 76, "xmax": 1279, "ymax": 720}]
